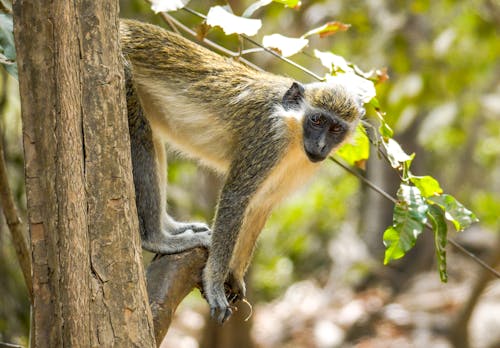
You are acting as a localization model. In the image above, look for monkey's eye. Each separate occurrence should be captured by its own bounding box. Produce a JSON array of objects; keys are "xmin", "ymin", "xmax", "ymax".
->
[
  {"xmin": 310, "ymin": 114, "xmax": 326, "ymax": 127},
  {"xmin": 329, "ymin": 122, "xmax": 344, "ymax": 133}
]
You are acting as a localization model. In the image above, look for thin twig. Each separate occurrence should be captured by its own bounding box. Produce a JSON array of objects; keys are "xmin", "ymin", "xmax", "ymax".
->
[
  {"xmin": 158, "ymin": 11, "xmax": 264, "ymax": 72},
  {"xmin": 331, "ymin": 156, "xmax": 500, "ymax": 279},
  {"xmin": 182, "ymin": 6, "xmax": 324, "ymax": 81},
  {"xmin": 0, "ymin": 121, "xmax": 33, "ymax": 300},
  {"xmin": 161, "ymin": 13, "xmax": 181, "ymax": 35},
  {"xmin": 447, "ymin": 238, "xmax": 500, "ymax": 278},
  {"xmin": 329, "ymin": 156, "xmax": 396, "ymax": 204},
  {"xmin": 240, "ymin": 47, "xmax": 265, "ymax": 55}
]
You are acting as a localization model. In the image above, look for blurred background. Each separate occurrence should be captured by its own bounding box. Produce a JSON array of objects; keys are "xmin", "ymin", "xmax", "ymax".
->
[{"xmin": 1, "ymin": 0, "xmax": 499, "ymax": 347}]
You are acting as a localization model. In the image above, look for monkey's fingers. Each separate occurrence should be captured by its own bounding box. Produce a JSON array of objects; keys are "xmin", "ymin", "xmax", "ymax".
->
[
  {"xmin": 210, "ymin": 305, "xmax": 233, "ymax": 324},
  {"xmin": 221, "ymin": 307, "xmax": 233, "ymax": 324},
  {"xmin": 207, "ymin": 284, "xmax": 234, "ymax": 324}
]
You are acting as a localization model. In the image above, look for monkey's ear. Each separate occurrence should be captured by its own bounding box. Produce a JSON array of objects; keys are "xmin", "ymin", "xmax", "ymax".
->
[{"xmin": 282, "ymin": 82, "xmax": 305, "ymax": 110}]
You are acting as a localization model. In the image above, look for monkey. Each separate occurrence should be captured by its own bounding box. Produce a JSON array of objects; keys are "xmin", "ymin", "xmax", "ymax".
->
[{"xmin": 120, "ymin": 19, "xmax": 365, "ymax": 323}]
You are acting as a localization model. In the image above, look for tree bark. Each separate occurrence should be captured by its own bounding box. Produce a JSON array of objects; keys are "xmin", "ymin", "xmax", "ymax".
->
[
  {"xmin": 13, "ymin": 1, "xmax": 155, "ymax": 347},
  {"xmin": 147, "ymin": 248, "xmax": 208, "ymax": 345}
]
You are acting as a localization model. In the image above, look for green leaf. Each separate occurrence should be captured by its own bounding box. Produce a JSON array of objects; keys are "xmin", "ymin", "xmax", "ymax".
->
[
  {"xmin": 383, "ymin": 184, "xmax": 428, "ymax": 264},
  {"xmin": 410, "ymin": 175, "xmax": 443, "ymax": 198},
  {"xmin": 0, "ymin": 14, "xmax": 17, "ymax": 78},
  {"xmin": 379, "ymin": 119, "xmax": 393, "ymax": 139},
  {"xmin": 314, "ymin": 49, "xmax": 353, "ymax": 74},
  {"xmin": 272, "ymin": 0, "xmax": 301, "ymax": 9},
  {"xmin": 383, "ymin": 226, "xmax": 406, "ymax": 264},
  {"xmin": 337, "ymin": 123, "xmax": 370, "ymax": 167},
  {"xmin": 382, "ymin": 138, "xmax": 414, "ymax": 169},
  {"xmin": 427, "ymin": 205, "xmax": 448, "ymax": 282},
  {"xmin": 428, "ymin": 194, "xmax": 479, "ymax": 231},
  {"xmin": 369, "ymin": 97, "xmax": 380, "ymax": 110}
]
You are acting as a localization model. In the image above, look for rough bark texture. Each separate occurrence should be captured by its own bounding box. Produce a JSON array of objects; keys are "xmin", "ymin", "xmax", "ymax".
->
[
  {"xmin": 146, "ymin": 247, "xmax": 254, "ymax": 347},
  {"xmin": 147, "ymin": 248, "xmax": 208, "ymax": 345},
  {"xmin": 13, "ymin": 1, "xmax": 155, "ymax": 347}
]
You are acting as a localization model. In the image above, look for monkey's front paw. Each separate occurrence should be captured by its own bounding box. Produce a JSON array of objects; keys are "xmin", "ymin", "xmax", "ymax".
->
[
  {"xmin": 225, "ymin": 272, "xmax": 246, "ymax": 304},
  {"xmin": 204, "ymin": 281, "xmax": 233, "ymax": 324}
]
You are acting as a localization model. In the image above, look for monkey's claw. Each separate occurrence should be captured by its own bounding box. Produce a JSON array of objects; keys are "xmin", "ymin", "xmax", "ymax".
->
[{"xmin": 225, "ymin": 273, "xmax": 246, "ymax": 304}]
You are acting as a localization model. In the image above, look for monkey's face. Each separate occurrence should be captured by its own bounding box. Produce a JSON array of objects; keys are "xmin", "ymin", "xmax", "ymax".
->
[
  {"xmin": 281, "ymin": 81, "xmax": 363, "ymax": 163},
  {"xmin": 302, "ymin": 111, "xmax": 349, "ymax": 162}
]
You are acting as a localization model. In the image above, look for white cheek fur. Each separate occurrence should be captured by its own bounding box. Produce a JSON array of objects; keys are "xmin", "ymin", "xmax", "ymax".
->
[{"xmin": 273, "ymin": 104, "xmax": 306, "ymax": 122}]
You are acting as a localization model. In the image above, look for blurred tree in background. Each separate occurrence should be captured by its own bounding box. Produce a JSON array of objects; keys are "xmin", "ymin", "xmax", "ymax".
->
[{"xmin": 1, "ymin": 0, "xmax": 499, "ymax": 347}]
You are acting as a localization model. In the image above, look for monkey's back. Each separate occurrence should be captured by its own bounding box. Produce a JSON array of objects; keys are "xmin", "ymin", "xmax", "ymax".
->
[
  {"xmin": 120, "ymin": 19, "xmax": 292, "ymax": 112},
  {"xmin": 120, "ymin": 20, "xmax": 293, "ymax": 170}
]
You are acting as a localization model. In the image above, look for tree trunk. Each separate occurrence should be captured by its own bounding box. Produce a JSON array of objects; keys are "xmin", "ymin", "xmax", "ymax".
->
[{"xmin": 13, "ymin": 1, "xmax": 155, "ymax": 347}]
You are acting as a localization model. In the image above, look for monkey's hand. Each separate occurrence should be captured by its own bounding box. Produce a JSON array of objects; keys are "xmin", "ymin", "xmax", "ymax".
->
[
  {"xmin": 202, "ymin": 268, "xmax": 247, "ymax": 324},
  {"xmin": 202, "ymin": 265, "xmax": 236, "ymax": 324}
]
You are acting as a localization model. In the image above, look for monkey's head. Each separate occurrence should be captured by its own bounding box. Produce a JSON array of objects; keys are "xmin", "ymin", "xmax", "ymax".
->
[{"xmin": 282, "ymin": 81, "xmax": 365, "ymax": 163}]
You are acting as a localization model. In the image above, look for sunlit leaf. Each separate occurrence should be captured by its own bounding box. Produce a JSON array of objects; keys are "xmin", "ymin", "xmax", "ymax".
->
[
  {"xmin": 357, "ymin": 67, "xmax": 389, "ymax": 85},
  {"xmin": 150, "ymin": 0, "xmax": 190, "ymax": 12},
  {"xmin": 262, "ymin": 34, "xmax": 308, "ymax": 57},
  {"xmin": 314, "ymin": 50, "xmax": 377, "ymax": 104},
  {"xmin": 379, "ymin": 121, "xmax": 394, "ymax": 139},
  {"xmin": 382, "ymin": 138, "xmax": 414, "ymax": 169},
  {"xmin": 0, "ymin": 14, "xmax": 17, "ymax": 78},
  {"xmin": 302, "ymin": 21, "xmax": 351, "ymax": 38},
  {"xmin": 428, "ymin": 194, "xmax": 479, "ymax": 231},
  {"xmin": 324, "ymin": 73, "xmax": 376, "ymax": 105},
  {"xmin": 363, "ymin": 67, "xmax": 389, "ymax": 84},
  {"xmin": 410, "ymin": 175, "xmax": 443, "ymax": 198},
  {"xmin": 383, "ymin": 226, "xmax": 405, "ymax": 263},
  {"xmin": 427, "ymin": 205, "xmax": 448, "ymax": 282},
  {"xmin": 337, "ymin": 124, "xmax": 370, "ymax": 167},
  {"xmin": 383, "ymin": 185, "xmax": 428, "ymax": 264},
  {"xmin": 314, "ymin": 49, "xmax": 353, "ymax": 73},
  {"xmin": 243, "ymin": 0, "xmax": 300, "ymax": 17},
  {"xmin": 378, "ymin": 118, "xmax": 394, "ymax": 139},
  {"xmin": 207, "ymin": 6, "xmax": 262, "ymax": 36},
  {"xmin": 375, "ymin": 67, "xmax": 390, "ymax": 84},
  {"xmin": 369, "ymin": 97, "xmax": 381, "ymax": 110}
]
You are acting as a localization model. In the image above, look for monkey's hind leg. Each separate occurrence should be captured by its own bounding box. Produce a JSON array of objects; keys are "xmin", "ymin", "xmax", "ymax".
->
[{"xmin": 128, "ymin": 106, "xmax": 211, "ymax": 254}]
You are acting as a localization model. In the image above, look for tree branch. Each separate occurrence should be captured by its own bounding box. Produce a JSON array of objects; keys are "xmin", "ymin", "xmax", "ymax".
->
[
  {"xmin": 0, "ymin": 122, "xmax": 32, "ymax": 301},
  {"xmin": 146, "ymin": 248, "xmax": 208, "ymax": 346}
]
